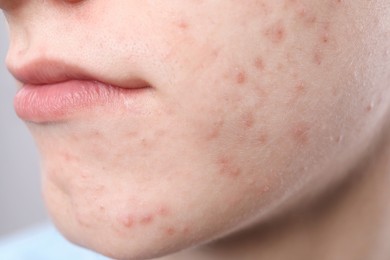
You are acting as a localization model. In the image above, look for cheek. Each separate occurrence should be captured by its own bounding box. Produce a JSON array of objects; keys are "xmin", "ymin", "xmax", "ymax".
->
[{"xmin": 164, "ymin": 0, "xmax": 390, "ymax": 196}]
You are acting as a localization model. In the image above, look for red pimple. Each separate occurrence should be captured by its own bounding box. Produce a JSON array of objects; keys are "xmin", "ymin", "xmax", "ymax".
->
[
  {"xmin": 313, "ymin": 51, "xmax": 323, "ymax": 65},
  {"xmin": 140, "ymin": 214, "xmax": 154, "ymax": 225},
  {"xmin": 182, "ymin": 227, "xmax": 190, "ymax": 235},
  {"xmin": 217, "ymin": 156, "xmax": 242, "ymax": 178},
  {"xmin": 264, "ymin": 21, "xmax": 286, "ymax": 44},
  {"xmin": 157, "ymin": 206, "xmax": 171, "ymax": 217},
  {"xmin": 258, "ymin": 132, "xmax": 269, "ymax": 145},
  {"xmin": 291, "ymin": 122, "xmax": 311, "ymax": 145},
  {"xmin": 178, "ymin": 20, "xmax": 189, "ymax": 30},
  {"xmin": 123, "ymin": 217, "xmax": 134, "ymax": 228},
  {"xmin": 206, "ymin": 118, "xmax": 224, "ymax": 141},
  {"xmin": 254, "ymin": 57, "xmax": 266, "ymax": 71},
  {"xmin": 236, "ymin": 71, "xmax": 247, "ymax": 85},
  {"xmin": 243, "ymin": 111, "xmax": 255, "ymax": 129},
  {"xmin": 164, "ymin": 227, "xmax": 176, "ymax": 236}
]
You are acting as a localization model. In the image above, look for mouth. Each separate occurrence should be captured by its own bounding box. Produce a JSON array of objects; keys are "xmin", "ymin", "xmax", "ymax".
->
[
  {"xmin": 14, "ymin": 80, "xmax": 152, "ymax": 123},
  {"xmin": 9, "ymin": 59, "xmax": 152, "ymax": 123}
]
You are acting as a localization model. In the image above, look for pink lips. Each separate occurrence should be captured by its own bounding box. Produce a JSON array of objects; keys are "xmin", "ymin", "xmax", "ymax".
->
[
  {"xmin": 14, "ymin": 80, "xmax": 147, "ymax": 123},
  {"xmin": 9, "ymin": 60, "xmax": 150, "ymax": 123}
]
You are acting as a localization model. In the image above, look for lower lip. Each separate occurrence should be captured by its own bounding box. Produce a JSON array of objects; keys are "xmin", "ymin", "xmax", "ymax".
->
[{"xmin": 14, "ymin": 80, "xmax": 149, "ymax": 123}]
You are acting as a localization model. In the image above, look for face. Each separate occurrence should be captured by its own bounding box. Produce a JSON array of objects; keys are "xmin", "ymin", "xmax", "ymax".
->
[{"xmin": 2, "ymin": 0, "xmax": 390, "ymax": 259}]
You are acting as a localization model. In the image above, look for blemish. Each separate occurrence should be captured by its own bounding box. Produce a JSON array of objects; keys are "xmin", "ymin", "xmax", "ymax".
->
[
  {"xmin": 206, "ymin": 118, "xmax": 224, "ymax": 141},
  {"xmin": 217, "ymin": 156, "xmax": 242, "ymax": 178},
  {"xmin": 164, "ymin": 227, "xmax": 176, "ymax": 236},
  {"xmin": 236, "ymin": 71, "xmax": 247, "ymax": 85},
  {"xmin": 119, "ymin": 214, "xmax": 135, "ymax": 229},
  {"xmin": 258, "ymin": 132, "xmax": 269, "ymax": 145},
  {"xmin": 313, "ymin": 51, "xmax": 323, "ymax": 65},
  {"xmin": 182, "ymin": 227, "xmax": 190, "ymax": 235},
  {"xmin": 140, "ymin": 214, "xmax": 154, "ymax": 225},
  {"xmin": 291, "ymin": 122, "xmax": 311, "ymax": 145},
  {"xmin": 264, "ymin": 21, "xmax": 286, "ymax": 44},
  {"xmin": 366, "ymin": 102, "xmax": 374, "ymax": 112},
  {"xmin": 254, "ymin": 57, "xmax": 265, "ymax": 71},
  {"xmin": 157, "ymin": 206, "xmax": 171, "ymax": 217},
  {"xmin": 295, "ymin": 82, "xmax": 306, "ymax": 95},
  {"xmin": 177, "ymin": 20, "xmax": 189, "ymax": 30},
  {"xmin": 243, "ymin": 111, "xmax": 255, "ymax": 129},
  {"xmin": 321, "ymin": 33, "xmax": 330, "ymax": 44}
]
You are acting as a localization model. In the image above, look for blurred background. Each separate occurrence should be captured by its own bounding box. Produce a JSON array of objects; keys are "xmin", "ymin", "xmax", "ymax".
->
[{"xmin": 0, "ymin": 14, "xmax": 48, "ymax": 238}]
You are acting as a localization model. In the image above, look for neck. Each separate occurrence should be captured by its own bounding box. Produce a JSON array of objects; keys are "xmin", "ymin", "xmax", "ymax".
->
[{"xmin": 162, "ymin": 123, "xmax": 390, "ymax": 260}]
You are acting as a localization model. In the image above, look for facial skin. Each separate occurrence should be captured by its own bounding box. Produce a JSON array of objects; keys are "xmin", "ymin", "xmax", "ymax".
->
[{"xmin": 1, "ymin": 1, "xmax": 390, "ymax": 259}]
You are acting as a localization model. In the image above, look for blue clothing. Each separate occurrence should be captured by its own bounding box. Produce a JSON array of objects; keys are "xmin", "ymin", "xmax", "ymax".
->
[{"xmin": 0, "ymin": 223, "xmax": 110, "ymax": 260}]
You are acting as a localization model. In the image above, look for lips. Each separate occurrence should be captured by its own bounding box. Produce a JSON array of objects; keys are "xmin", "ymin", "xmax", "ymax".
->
[{"xmin": 9, "ymin": 59, "xmax": 151, "ymax": 123}]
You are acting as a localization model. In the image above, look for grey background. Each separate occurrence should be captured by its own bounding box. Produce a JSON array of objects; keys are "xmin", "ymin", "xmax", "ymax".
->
[{"xmin": 0, "ymin": 14, "xmax": 48, "ymax": 237}]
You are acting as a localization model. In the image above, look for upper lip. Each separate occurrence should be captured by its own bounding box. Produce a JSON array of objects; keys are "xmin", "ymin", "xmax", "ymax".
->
[{"xmin": 7, "ymin": 58, "xmax": 150, "ymax": 88}]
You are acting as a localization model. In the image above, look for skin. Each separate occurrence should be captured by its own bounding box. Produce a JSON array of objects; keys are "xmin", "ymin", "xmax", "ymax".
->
[{"xmin": 1, "ymin": 0, "xmax": 390, "ymax": 259}]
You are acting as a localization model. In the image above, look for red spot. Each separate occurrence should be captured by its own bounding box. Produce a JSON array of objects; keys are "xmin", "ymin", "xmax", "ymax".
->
[
  {"xmin": 243, "ymin": 111, "xmax": 255, "ymax": 129},
  {"xmin": 140, "ymin": 214, "xmax": 154, "ymax": 225},
  {"xmin": 258, "ymin": 132, "xmax": 269, "ymax": 145},
  {"xmin": 177, "ymin": 20, "xmax": 189, "ymax": 30},
  {"xmin": 119, "ymin": 214, "xmax": 135, "ymax": 228},
  {"xmin": 206, "ymin": 118, "xmax": 224, "ymax": 141},
  {"xmin": 294, "ymin": 82, "xmax": 306, "ymax": 97},
  {"xmin": 182, "ymin": 227, "xmax": 190, "ymax": 235},
  {"xmin": 157, "ymin": 206, "xmax": 171, "ymax": 217},
  {"xmin": 321, "ymin": 33, "xmax": 330, "ymax": 44},
  {"xmin": 254, "ymin": 57, "xmax": 265, "ymax": 71},
  {"xmin": 164, "ymin": 227, "xmax": 176, "ymax": 236},
  {"xmin": 264, "ymin": 21, "xmax": 286, "ymax": 44},
  {"xmin": 217, "ymin": 156, "xmax": 241, "ymax": 178},
  {"xmin": 366, "ymin": 103, "xmax": 374, "ymax": 112},
  {"xmin": 313, "ymin": 52, "xmax": 323, "ymax": 65},
  {"xmin": 291, "ymin": 122, "xmax": 311, "ymax": 145},
  {"xmin": 236, "ymin": 71, "xmax": 247, "ymax": 85}
]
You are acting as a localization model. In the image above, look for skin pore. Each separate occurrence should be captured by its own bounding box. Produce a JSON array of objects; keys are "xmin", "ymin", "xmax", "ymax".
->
[{"xmin": 1, "ymin": 0, "xmax": 390, "ymax": 260}]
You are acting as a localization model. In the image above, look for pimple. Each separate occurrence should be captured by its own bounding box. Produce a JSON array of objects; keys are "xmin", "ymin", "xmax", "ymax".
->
[
  {"xmin": 164, "ymin": 227, "xmax": 176, "ymax": 236},
  {"xmin": 291, "ymin": 122, "xmax": 311, "ymax": 145},
  {"xmin": 263, "ymin": 21, "xmax": 287, "ymax": 44},
  {"xmin": 254, "ymin": 57, "xmax": 266, "ymax": 71},
  {"xmin": 157, "ymin": 205, "xmax": 171, "ymax": 217},
  {"xmin": 140, "ymin": 214, "xmax": 154, "ymax": 225},
  {"xmin": 182, "ymin": 227, "xmax": 190, "ymax": 235},
  {"xmin": 206, "ymin": 118, "xmax": 224, "ymax": 141},
  {"xmin": 121, "ymin": 215, "xmax": 135, "ymax": 228},
  {"xmin": 236, "ymin": 71, "xmax": 247, "ymax": 85},
  {"xmin": 313, "ymin": 51, "xmax": 323, "ymax": 65},
  {"xmin": 217, "ymin": 156, "xmax": 242, "ymax": 178},
  {"xmin": 295, "ymin": 82, "xmax": 306, "ymax": 95},
  {"xmin": 177, "ymin": 20, "xmax": 189, "ymax": 30},
  {"xmin": 258, "ymin": 132, "xmax": 269, "ymax": 145},
  {"xmin": 366, "ymin": 103, "xmax": 374, "ymax": 113},
  {"xmin": 243, "ymin": 111, "xmax": 256, "ymax": 129}
]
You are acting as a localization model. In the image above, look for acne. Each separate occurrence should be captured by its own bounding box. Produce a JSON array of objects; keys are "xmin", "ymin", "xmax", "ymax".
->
[
  {"xmin": 164, "ymin": 227, "xmax": 176, "ymax": 236},
  {"xmin": 236, "ymin": 71, "xmax": 247, "ymax": 85},
  {"xmin": 257, "ymin": 131, "xmax": 269, "ymax": 145},
  {"xmin": 140, "ymin": 214, "xmax": 154, "ymax": 225},
  {"xmin": 176, "ymin": 20, "xmax": 190, "ymax": 31},
  {"xmin": 254, "ymin": 57, "xmax": 266, "ymax": 71},
  {"xmin": 206, "ymin": 118, "xmax": 225, "ymax": 141},
  {"xmin": 313, "ymin": 51, "xmax": 323, "ymax": 65},
  {"xmin": 289, "ymin": 81, "xmax": 307, "ymax": 104},
  {"xmin": 157, "ymin": 205, "xmax": 171, "ymax": 217},
  {"xmin": 263, "ymin": 20, "xmax": 287, "ymax": 44},
  {"xmin": 217, "ymin": 155, "xmax": 242, "ymax": 178},
  {"xmin": 121, "ymin": 215, "xmax": 135, "ymax": 229},
  {"xmin": 243, "ymin": 110, "xmax": 256, "ymax": 129},
  {"xmin": 291, "ymin": 122, "xmax": 311, "ymax": 145}
]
